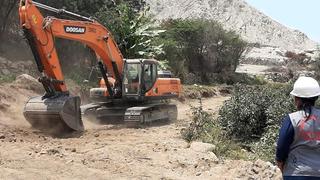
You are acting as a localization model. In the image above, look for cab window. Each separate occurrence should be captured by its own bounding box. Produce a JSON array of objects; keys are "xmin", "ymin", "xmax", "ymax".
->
[
  {"xmin": 143, "ymin": 63, "xmax": 157, "ymax": 92},
  {"xmin": 124, "ymin": 63, "xmax": 141, "ymax": 94}
]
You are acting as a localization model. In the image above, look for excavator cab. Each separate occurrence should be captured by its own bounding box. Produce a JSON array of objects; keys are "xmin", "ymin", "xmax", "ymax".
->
[
  {"xmin": 90, "ymin": 58, "xmax": 177, "ymax": 102},
  {"xmin": 89, "ymin": 59, "xmax": 158, "ymax": 101},
  {"xmin": 123, "ymin": 59, "xmax": 158, "ymax": 101}
]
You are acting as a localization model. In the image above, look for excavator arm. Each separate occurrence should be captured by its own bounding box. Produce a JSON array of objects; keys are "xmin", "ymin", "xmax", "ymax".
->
[{"xmin": 19, "ymin": 0, "xmax": 124, "ymax": 96}]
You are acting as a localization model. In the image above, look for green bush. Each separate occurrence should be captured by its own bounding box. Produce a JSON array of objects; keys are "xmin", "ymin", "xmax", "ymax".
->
[
  {"xmin": 253, "ymin": 94, "xmax": 295, "ymax": 161},
  {"xmin": 218, "ymin": 83, "xmax": 294, "ymax": 142},
  {"xmin": 216, "ymin": 83, "xmax": 298, "ymax": 161},
  {"xmin": 253, "ymin": 125, "xmax": 280, "ymax": 162}
]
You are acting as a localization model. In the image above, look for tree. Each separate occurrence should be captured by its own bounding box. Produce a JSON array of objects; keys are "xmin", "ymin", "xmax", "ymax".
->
[
  {"xmin": 158, "ymin": 19, "xmax": 247, "ymax": 84},
  {"xmin": 0, "ymin": 0, "xmax": 19, "ymax": 44},
  {"xmin": 96, "ymin": 3, "xmax": 164, "ymax": 58}
]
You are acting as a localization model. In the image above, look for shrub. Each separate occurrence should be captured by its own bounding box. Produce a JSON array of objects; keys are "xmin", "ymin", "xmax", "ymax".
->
[
  {"xmin": 181, "ymin": 98, "xmax": 213, "ymax": 142},
  {"xmin": 285, "ymin": 51, "xmax": 310, "ymax": 66},
  {"xmin": 253, "ymin": 125, "xmax": 280, "ymax": 162},
  {"xmin": 216, "ymin": 83, "xmax": 299, "ymax": 161},
  {"xmin": 218, "ymin": 83, "xmax": 294, "ymax": 142},
  {"xmin": 218, "ymin": 85, "xmax": 267, "ymax": 141},
  {"xmin": 181, "ymin": 97, "xmax": 248, "ymax": 159},
  {"xmin": 253, "ymin": 89, "xmax": 295, "ymax": 161}
]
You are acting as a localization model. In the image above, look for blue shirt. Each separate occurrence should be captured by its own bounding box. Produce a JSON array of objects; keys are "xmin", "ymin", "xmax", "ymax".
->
[{"xmin": 276, "ymin": 115, "xmax": 295, "ymax": 162}]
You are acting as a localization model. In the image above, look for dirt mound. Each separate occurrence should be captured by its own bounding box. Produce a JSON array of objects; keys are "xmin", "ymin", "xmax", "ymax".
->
[
  {"xmin": 0, "ymin": 75, "xmax": 40, "ymax": 127},
  {"xmin": 10, "ymin": 74, "xmax": 43, "ymax": 94}
]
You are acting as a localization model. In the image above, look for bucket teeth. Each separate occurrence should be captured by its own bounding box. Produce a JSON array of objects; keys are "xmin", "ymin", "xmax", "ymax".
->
[{"xmin": 23, "ymin": 95, "xmax": 84, "ymax": 134}]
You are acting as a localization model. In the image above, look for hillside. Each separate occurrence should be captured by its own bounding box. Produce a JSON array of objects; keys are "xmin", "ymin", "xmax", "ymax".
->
[{"xmin": 146, "ymin": 0, "xmax": 318, "ymax": 51}]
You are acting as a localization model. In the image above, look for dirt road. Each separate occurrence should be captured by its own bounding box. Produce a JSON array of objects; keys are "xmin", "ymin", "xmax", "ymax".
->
[{"xmin": 0, "ymin": 77, "xmax": 281, "ymax": 179}]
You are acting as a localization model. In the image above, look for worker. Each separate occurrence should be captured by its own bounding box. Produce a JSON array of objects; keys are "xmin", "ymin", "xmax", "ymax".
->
[{"xmin": 276, "ymin": 76, "xmax": 320, "ymax": 179}]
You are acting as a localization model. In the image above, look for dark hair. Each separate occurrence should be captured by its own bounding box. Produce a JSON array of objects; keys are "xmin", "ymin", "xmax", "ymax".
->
[{"xmin": 297, "ymin": 96, "xmax": 318, "ymax": 120}]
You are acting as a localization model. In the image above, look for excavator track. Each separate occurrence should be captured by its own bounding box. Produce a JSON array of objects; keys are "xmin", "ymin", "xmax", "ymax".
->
[
  {"xmin": 82, "ymin": 102, "xmax": 177, "ymax": 127},
  {"xmin": 124, "ymin": 104, "xmax": 177, "ymax": 128}
]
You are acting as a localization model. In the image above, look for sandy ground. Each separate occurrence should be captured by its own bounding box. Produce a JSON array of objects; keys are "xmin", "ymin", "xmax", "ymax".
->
[{"xmin": 0, "ymin": 78, "xmax": 282, "ymax": 180}]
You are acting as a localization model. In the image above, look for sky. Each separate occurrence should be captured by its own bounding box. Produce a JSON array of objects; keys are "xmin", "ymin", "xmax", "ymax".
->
[{"xmin": 245, "ymin": 0, "xmax": 320, "ymax": 43}]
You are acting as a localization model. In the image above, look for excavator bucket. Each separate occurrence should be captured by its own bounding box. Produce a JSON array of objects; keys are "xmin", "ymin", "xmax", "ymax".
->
[{"xmin": 23, "ymin": 95, "xmax": 84, "ymax": 134}]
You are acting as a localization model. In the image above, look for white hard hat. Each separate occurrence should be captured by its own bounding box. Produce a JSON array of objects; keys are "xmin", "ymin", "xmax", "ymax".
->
[{"xmin": 290, "ymin": 76, "xmax": 320, "ymax": 98}]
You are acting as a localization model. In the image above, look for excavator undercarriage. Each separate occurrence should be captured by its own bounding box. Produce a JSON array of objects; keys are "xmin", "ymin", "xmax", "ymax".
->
[{"xmin": 82, "ymin": 101, "xmax": 177, "ymax": 127}]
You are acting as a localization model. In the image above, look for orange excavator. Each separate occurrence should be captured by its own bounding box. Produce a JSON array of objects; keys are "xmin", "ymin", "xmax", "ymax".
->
[{"xmin": 19, "ymin": 0, "xmax": 181, "ymax": 133}]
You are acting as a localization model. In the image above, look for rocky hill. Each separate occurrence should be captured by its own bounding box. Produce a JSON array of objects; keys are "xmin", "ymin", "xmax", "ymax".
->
[{"xmin": 146, "ymin": 0, "xmax": 318, "ymax": 51}]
